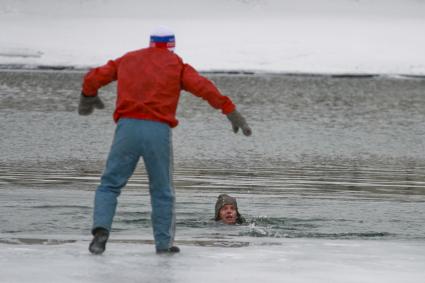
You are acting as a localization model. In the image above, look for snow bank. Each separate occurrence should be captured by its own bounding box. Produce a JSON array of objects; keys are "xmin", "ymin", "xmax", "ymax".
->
[{"xmin": 0, "ymin": 0, "xmax": 424, "ymax": 74}]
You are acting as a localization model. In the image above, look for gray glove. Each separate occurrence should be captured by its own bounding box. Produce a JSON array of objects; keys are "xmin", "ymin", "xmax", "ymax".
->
[
  {"xmin": 226, "ymin": 110, "xmax": 252, "ymax": 136},
  {"xmin": 78, "ymin": 92, "xmax": 105, "ymax": 115}
]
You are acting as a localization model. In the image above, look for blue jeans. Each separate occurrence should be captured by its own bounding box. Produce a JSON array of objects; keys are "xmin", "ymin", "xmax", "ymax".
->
[{"xmin": 92, "ymin": 118, "xmax": 175, "ymax": 251}]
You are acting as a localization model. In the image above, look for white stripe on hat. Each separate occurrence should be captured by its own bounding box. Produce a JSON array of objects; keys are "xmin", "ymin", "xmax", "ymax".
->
[{"xmin": 150, "ymin": 25, "xmax": 174, "ymax": 37}]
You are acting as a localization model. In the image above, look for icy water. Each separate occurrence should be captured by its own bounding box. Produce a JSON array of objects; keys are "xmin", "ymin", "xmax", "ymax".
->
[{"xmin": 0, "ymin": 70, "xmax": 424, "ymax": 246}]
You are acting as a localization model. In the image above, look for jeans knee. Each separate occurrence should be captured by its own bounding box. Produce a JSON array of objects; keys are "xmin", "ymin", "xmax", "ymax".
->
[
  {"xmin": 97, "ymin": 184, "xmax": 122, "ymax": 197},
  {"xmin": 151, "ymin": 186, "xmax": 174, "ymax": 199}
]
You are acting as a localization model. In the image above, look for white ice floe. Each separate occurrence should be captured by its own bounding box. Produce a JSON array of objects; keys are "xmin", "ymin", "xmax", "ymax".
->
[
  {"xmin": 0, "ymin": 48, "xmax": 43, "ymax": 58},
  {"xmin": 0, "ymin": 0, "xmax": 424, "ymax": 74}
]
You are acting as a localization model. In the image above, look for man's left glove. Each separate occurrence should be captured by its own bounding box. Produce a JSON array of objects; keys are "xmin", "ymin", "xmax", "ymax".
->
[
  {"xmin": 226, "ymin": 110, "xmax": 252, "ymax": 136},
  {"xmin": 78, "ymin": 92, "xmax": 105, "ymax": 115}
]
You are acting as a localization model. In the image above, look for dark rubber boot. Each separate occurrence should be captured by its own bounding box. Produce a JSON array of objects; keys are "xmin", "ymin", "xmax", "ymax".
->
[
  {"xmin": 156, "ymin": 246, "xmax": 180, "ymax": 255},
  {"xmin": 89, "ymin": 228, "xmax": 109, "ymax": 255}
]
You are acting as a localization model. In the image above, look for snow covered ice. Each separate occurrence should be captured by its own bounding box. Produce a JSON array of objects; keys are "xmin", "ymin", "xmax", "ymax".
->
[{"xmin": 0, "ymin": 0, "xmax": 424, "ymax": 75}]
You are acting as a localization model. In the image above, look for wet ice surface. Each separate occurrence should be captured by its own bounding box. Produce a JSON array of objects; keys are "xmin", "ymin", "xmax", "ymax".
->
[
  {"xmin": 1, "ymin": 240, "xmax": 425, "ymax": 283},
  {"xmin": 0, "ymin": 70, "xmax": 425, "ymax": 282}
]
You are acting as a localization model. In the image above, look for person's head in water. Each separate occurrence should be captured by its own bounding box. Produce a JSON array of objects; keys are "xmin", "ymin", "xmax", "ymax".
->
[{"xmin": 214, "ymin": 194, "xmax": 245, "ymax": 224}]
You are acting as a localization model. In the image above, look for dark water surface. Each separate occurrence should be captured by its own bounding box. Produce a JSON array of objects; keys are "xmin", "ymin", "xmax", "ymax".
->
[{"xmin": 0, "ymin": 70, "xmax": 424, "ymax": 243}]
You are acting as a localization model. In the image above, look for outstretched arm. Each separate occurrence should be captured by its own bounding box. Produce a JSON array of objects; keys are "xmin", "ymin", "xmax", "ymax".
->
[
  {"xmin": 79, "ymin": 59, "xmax": 120, "ymax": 116},
  {"xmin": 82, "ymin": 59, "xmax": 120, "ymax": 96},
  {"xmin": 181, "ymin": 64, "xmax": 251, "ymax": 136}
]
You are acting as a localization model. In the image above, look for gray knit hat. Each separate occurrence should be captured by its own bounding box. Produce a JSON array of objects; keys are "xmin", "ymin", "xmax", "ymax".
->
[{"xmin": 214, "ymin": 194, "xmax": 245, "ymax": 224}]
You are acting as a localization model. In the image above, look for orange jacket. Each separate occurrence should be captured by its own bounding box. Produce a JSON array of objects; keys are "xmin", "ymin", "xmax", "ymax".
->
[{"xmin": 82, "ymin": 47, "xmax": 235, "ymax": 127}]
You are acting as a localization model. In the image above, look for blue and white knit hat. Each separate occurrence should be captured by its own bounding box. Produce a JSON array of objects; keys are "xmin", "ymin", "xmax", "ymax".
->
[{"xmin": 149, "ymin": 26, "xmax": 175, "ymax": 51}]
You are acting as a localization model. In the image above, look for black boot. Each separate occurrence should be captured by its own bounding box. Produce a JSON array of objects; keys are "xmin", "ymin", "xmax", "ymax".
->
[
  {"xmin": 156, "ymin": 246, "xmax": 180, "ymax": 255},
  {"xmin": 89, "ymin": 228, "xmax": 109, "ymax": 255}
]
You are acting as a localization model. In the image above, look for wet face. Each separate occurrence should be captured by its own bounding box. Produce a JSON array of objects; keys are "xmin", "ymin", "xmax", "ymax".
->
[{"xmin": 219, "ymin": 204, "xmax": 237, "ymax": 224}]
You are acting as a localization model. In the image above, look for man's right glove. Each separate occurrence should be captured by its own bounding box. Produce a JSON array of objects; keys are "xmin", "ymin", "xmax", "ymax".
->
[
  {"xmin": 226, "ymin": 110, "xmax": 252, "ymax": 136},
  {"xmin": 78, "ymin": 92, "xmax": 105, "ymax": 116}
]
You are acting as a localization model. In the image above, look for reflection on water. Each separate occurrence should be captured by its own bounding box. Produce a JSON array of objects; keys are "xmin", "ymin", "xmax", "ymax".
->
[{"xmin": 0, "ymin": 70, "xmax": 424, "ymax": 243}]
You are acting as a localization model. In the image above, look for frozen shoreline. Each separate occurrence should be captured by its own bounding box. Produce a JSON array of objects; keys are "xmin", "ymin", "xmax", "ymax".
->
[
  {"xmin": 1, "ymin": 66, "xmax": 424, "ymax": 81},
  {"xmin": 1, "ymin": 0, "xmax": 424, "ymax": 75}
]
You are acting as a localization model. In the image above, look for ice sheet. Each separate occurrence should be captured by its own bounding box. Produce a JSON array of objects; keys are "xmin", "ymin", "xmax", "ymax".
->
[
  {"xmin": 0, "ymin": 239, "xmax": 424, "ymax": 283},
  {"xmin": 0, "ymin": 0, "xmax": 424, "ymax": 74}
]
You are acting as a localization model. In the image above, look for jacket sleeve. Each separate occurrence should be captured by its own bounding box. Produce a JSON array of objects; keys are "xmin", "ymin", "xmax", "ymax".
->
[
  {"xmin": 181, "ymin": 64, "xmax": 236, "ymax": 114},
  {"xmin": 82, "ymin": 58, "xmax": 121, "ymax": 96}
]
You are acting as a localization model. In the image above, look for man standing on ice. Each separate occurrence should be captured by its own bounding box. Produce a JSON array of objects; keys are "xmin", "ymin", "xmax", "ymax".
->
[{"xmin": 79, "ymin": 26, "xmax": 252, "ymax": 254}]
